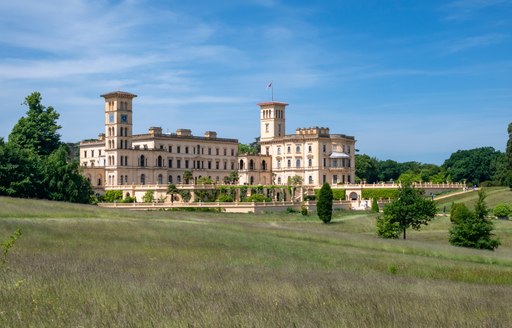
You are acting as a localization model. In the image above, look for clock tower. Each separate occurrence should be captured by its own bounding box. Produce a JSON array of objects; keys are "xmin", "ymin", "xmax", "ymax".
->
[{"xmin": 101, "ymin": 91, "xmax": 137, "ymax": 151}]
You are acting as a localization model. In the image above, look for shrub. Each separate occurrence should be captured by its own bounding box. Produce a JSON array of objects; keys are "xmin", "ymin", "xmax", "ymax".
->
[
  {"xmin": 245, "ymin": 194, "xmax": 271, "ymax": 202},
  {"xmin": 142, "ymin": 190, "xmax": 155, "ymax": 203},
  {"xmin": 332, "ymin": 189, "xmax": 346, "ymax": 200},
  {"xmin": 362, "ymin": 189, "xmax": 398, "ymax": 200},
  {"xmin": 493, "ymin": 204, "xmax": 511, "ymax": 219},
  {"xmin": 371, "ymin": 197, "xmax": 379, "ymax": 213},
  {"xmin": 317, "ymin": 183, "xmax": 333, "ymax": 223},
  {"xmin": 449, "ymin": 191, "xmax": 500, "ymax": 250},
  {"xmin": 304, "ymin": 194, "xmax": 316, "ymax": 201},
  {"xmin": 217, "ymin": 194, "xmax": 233, "ymax": 202},
  {"xmin": 300, "ymin": 205, "xmax": 308, "ymax": 216},
  {"xmin": 376, "ymin": 215, "xmax": 400, "ymax": 238},
  {"xmin": 103, "ymin": 190, "xmax": 123, "ymax": 202},
  {"xmin": 121, "ymin": 196, "xmax": 136, "ymax": 203}
]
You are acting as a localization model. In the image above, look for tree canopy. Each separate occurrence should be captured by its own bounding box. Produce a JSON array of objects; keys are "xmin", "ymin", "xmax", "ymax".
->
[
  {"xmin": 9, "ymin": 92, "xmax": 62, "ymax": 156},
  {"xmin": 317, "ymin": 183, "xmax": 333, "ymax": 223},
  {"xmin": 377, "ymin": 184, "xmax": 437, "ymax": 239},
  {"xmin": 0, "ymin": 92, "xmax": 92, "ymax": 203},
  {"xmin": 442, "ymin": 147, "xmax": 503, "ymax": 185}
]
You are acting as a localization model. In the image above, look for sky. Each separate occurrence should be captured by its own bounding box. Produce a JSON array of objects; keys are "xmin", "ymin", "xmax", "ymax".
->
[{"xmin": 0, "ymin": 0, "xmax": 510, "ymax": 164}]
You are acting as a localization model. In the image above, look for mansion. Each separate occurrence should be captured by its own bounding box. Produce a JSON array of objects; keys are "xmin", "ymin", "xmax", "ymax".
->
[{"xmin": 79, "ymin": 91, "xmax": 356, "ymax": 200}]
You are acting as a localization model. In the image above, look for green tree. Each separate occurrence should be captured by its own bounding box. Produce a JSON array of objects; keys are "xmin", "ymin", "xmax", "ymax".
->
[
  {"xmin": 371, "ymin": 197, "xmax": 379, "ymax": 213},
  {"xmin": 8, "ymin": 92, "xmax": 62, "ymax": 156},
  {"xmin": 0, "ymin": 142, "xmax": 44, "ymax": 198},
  {"xmin": 355, "ymin": 154, "xmax": 379, "ymax": 183},
  {"xmin": 167, "ymin": 183, "xmax": 178, "ymax": 203},
  {"xmin": 223, "ymin": 171, "xmax": 239, "ymax": 185},
  {"xmin": 183, "ymin": 170, "xmax": 193, "ymax": 184},
  {"xmin": 143, "ymin": 190, "xmax": 155, "ymax": 203},
  {"xmin": 379, "ymin": 184, "xmax": 437, "ymax": 240},
  {"xmin": 42, "ymin": 145, "xmax": 93, "ymax": 203},
  {"xmin": 197, "ymin": 176, "xmax": 214, "ymax": 184},
  {"xmin": 317, "ymin": 183, "xmax": 333, "ymax": 223},
  {"xmin": 103, "ymin": 190, "xmax": 123, "ymax": 202},
  {"xmin": 377, "ymin": 159, "xmax": 401, "ymax": 182},
  {"xmin": 443, "ymin": 147, "xmax": 502, "ymax": 185},
  {"xmin": 449, "ymin": 190, "xmax": 500, "ymax": 250}
]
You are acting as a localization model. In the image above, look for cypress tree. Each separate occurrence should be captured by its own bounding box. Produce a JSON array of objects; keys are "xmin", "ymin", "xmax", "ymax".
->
[{"xmin": 317, "ymin": 183, "xmax": 333, "ymax": 223}]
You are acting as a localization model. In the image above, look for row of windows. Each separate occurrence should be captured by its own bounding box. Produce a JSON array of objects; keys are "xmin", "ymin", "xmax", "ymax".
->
[
  {"xmin": 276, "ymin": 144, "xmax": 352, "ymax": 155},
  {"xmin": 107, "ymin": 101, "xmax": 129, "ymax": 111},
  {"xmin": 83, "ymin": 150, "xmax": 102, "ymax": 158},
  {"xmin": 262, "ymin": 109, "xmax": 284, "ymax": 119}
]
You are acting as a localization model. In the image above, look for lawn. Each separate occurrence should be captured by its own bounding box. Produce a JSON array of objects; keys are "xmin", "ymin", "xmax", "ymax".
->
[{"xmin": 1, "ymin": 195, "xmax": 512, "ymax": 327}]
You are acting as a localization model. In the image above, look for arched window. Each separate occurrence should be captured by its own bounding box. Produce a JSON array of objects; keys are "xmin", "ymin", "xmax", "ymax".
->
[
  {"xmin": 261, "ymin": 160, "xmax": 266, "ymax": 170},
  {"xmin": 140, "ymin": 155, "xmax": 145, "ymax": 167},
  {"xmin": 250, "ymin": 176, "xmax": 254, "ymax": 185},
  {"xmin": 158, "ymin": 174, "xmax": 163, "ymax": 184},
  {"xmin": 140, "ymin": 174, "xmax": 146, "ymax": 185},
  {"xmin": 177, "ymin": 175, "xmax": 181, "ymax": 183},
  {"xmin": 239, "ymin": 159, "xmax": 244, "ymax": 170},
  {"xmin": 168, "ymin": 175, "xmax": 173, "ymax": 183},
  {"xmin": 157, "ymin": 156, "xmax": 163, "ymax": 167},
  {"xmin": 249, "ymin": 159, "xmax": 254, "ymax": 170}
]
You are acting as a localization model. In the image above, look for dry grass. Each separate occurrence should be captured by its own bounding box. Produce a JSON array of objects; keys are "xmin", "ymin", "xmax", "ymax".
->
[{"xmin": 1, "ymin": 197, "xmax": 512, "ymax": 327}]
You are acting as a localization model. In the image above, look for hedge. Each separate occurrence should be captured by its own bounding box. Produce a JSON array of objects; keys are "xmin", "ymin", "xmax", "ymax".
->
[{"xmin": 361, "ymin": 189, "xmax": 398, "ymax": 200}]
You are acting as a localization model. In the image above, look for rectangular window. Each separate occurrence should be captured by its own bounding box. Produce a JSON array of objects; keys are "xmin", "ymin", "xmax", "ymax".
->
[
  {"xmin": 208, "ymin": 161, "xmax": 212, "ymax": 169},
  {"xmin": 296, "ymin": 159, "xmax": 301, "ymax": 168},
  {"xmin": 277, "ymin": 147, "xmax": 281, "ymax": 155},
  {"xmin": 83, "ymin": 151, "xmax": 87, "ymax": 158},
  {"xmin": 287, "ymin": 146, "xmax": 291, "ymax": 154},
  {"xmin": 347, "ymin": 145, "xmax": 351, "ymax": 154},
  {"xmin": 308, "ymin": 176, "xmax": 313, "ymax": 184},
  {"xmin": 91, "ymin": 150, "xmax": 94, "ymax": 157},
  {"xmin": 231, "ymin": 162, "xmax": 235, "ymax": 170},
  {"xmin": 208, "ymin": 148, "xmax": 212, "ymax": 155},
  {"xmin": 224, "ymin": 148, "xmax": 227, "ymax": 156},
  {"xmin": 216, "ymin": 162, "xmax": 219, "ymax": 170},
  {"xmin": 231, "ymin": 149, "xmax": 235, "ymax": 156},
  {"xmin": 177, "ymin": 146, "xmax": 181, "ymax": 153},
  {"xmin": 216, "ymin": 148, "xmax": 219, "ymax": 155},
  {"xmin": 185, "ymin": 160, "xmax": 189, "ymax": 169},
  {"xmin": 308, "ymin": 145, "xmax": 312, "ymax": 153},
  {"xmin": 99, "ymin": 150, "xmax": 102, "ymax": 156},
  {"xmin": 277, "ymin": 160, "xmax": 281, "ymax": 168},
  {"xmin": 266, "ymin": 147, "xmax": 270, "ymax": 155},
  {"xmin": 185, "ymin": 147, "xmax": 189, "ymax": 154},
  {"xmin": 333, "ymin": 159, "xmax": 337, "ymax": 167},
  {"xmin": 169, "ymin": 145, "xmax": 172, "ymax": 153},
  {"xmin": 168, "ymin": 159, "xmax": 173, "ymax": 168},
  {"xmin": 333, "ymin": 175, "xmax": 338, "ymax": 184},
  {"xmin": 287, "ymin": 159, "xmax": 291, "ymax": 168},
  {"xmin": 296, "ymin": 145, "xmax": 301, "ymax": 153},
  {"xmin": 308, "ymin": 159, "xmax": 312, "ymax": 167},
  {"xmin": 323, "ymin": 175, "xmax": 326, "ymax": 184},
  {"xmin": 177, "ymin": 160, "xmax": 181, "ymax": 168},
  {"xmin": 224, "ymin": 162, "xmax": 227, "ymax": 170},
  {"xmin": 323, "ymin": 158, "xmax": 327, "ymax": 168},
  {"xmin": 322, "ymin": 144, "xmax": 326, "ymax": 152}
]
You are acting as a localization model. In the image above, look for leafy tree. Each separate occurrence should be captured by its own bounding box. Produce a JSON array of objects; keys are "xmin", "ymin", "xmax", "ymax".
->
[
  {"xmin": 167, "ymin": 183, "xmax": 178, "ymax": 203},
  {"xmin": 0, "ymin": 142, "xmax": 44, "ymax": 198},
  {"xmin": 398, "ymin": 172, "xmax": 421, "ymax": 185},
  {"xmin": 197, "ymin": 176, "xmax": 214, "ymax": 184},
  {"xmin": 449, "ymin": 190, "xmax": 500, "ymax": 250},
  {"xmin": 376, "ymin": 215, "xmax": 400, "ymax": 238},
  {"xmin": 143, "ymin": 190, "xmax": 155, "ymax": 203},
  {"xmin": 377, "ymin": 159, "xmax": 401, "ymax": 182},
  {"xmin": 443, "ymin": 147, "xmax": 502, "ymax": 185},
  {"xmin": 317, "ymin": 183, "xmax": 333, "ymax": 223},
  {"xmin": 507, "ymin": 122, "xmax": 512, "ymax": 168},
  {"xmin": 42, "ymin": 145, "xmax": 93, "ymax": 203},
  {"xmin": 9, "ymin": 92, "xmax": 62, "ymax": 156},
  {"xmin": 238, "ymin": 142, "xmax": 259, "ymax": 155},
  {"xmin": 183, "ymin": 170, "xmax": 193, "ymax": 184},
  {"xmin": 355, "ymin": 154, "xmax": 379, "ymax": 183},
  {"xmin": 378, "ymin": 184, "xmax": 437, "ymax": 239},
  {"xmin": 493, "ymin": 204, "xmax": 511, "ymax": 219},
  {"xmin": 371, "ymin": 197, "xmax": 379, "ymax": 213},
  {"xmin": 103, "ymin": 190, "xmax": 123, "ymax": 202},
  {"xmin": 223, "ymin": 171, "xmax": 239, "ymax": 185}
]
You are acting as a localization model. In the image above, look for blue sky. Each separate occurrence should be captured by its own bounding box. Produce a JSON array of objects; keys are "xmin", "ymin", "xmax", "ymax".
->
[{"xmin": 0, "ymin": 0, "xmax": 510, "ymax": 164}]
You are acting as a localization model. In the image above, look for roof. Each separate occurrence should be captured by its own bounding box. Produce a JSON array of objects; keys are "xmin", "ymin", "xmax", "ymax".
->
[
  {"xmin": 100, "ymin": 91, "xmax": 138, "ymax": 98},
  {"xmin": 257, "ymin": 101, "xmax": 289, "ymax": 107},
  {"xmin": 329, "ymin": 152, "xmax": 350, "ymax": 159}
]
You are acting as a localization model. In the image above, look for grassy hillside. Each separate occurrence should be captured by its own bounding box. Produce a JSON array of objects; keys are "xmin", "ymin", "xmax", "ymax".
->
[
  {"xmin": 435, "ymin": 187, "xmax": 512, "ymax": 213},
  {"xmin": 1, "ymin": 196, "xmax": 512, "ymax": 327}
]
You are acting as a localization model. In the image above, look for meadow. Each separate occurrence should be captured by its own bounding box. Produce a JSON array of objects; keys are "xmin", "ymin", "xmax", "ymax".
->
[{"xmin": 1, "ymin": 188, "xmax": 512, "ymax": 327}]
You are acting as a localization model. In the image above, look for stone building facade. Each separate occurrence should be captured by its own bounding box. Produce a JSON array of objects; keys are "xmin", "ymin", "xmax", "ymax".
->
[{"xmin": 79, "ymin": 91, "xmax": 355, "ymax": 201}]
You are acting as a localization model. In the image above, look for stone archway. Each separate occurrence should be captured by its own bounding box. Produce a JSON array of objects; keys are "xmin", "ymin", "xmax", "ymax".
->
[{"xmin": 349, "ymin": 192, "xmax": 359, "ymax": 201}]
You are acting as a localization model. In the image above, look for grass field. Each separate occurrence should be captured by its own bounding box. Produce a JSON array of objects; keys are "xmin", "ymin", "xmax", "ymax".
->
[{"xmin": 1, "ymin": 188, "xmax": 512, "ymax": 327}]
